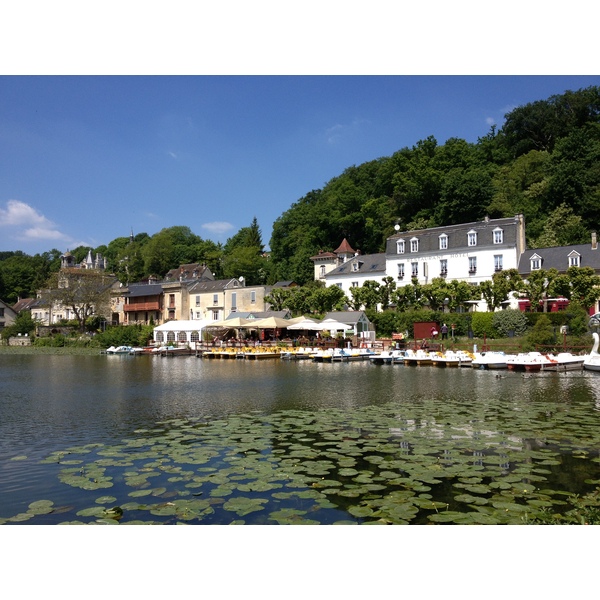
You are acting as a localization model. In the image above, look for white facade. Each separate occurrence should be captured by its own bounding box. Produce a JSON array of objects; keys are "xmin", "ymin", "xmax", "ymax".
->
[
  {"xmin": 314, "ymin": 216, "xmax": 526, "ymax": 311},
  {"xmin": 386, "ymin": 215, "xmax": 525, "ymax": 288}
]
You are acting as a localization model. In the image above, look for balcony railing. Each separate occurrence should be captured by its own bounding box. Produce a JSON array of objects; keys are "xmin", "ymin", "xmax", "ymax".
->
[{"xmin": 124, "ymin": 301, "xmax": 161, "ymax": 312}]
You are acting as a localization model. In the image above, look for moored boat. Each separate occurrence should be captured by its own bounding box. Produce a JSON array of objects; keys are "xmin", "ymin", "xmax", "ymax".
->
[
  {"xmin": 471, "ymin": 351, "xmax": 509, "ymax": 370},
  {"xmin": 403, "ymin": 349, "xmax": 433, "ymax": 366},
  {"xmin": 506, "ymin": 351, "xmax": 553, "ymax": 372},
  {"xmin": 312, "ymin": 348, "xmax": 334, "ymax": 363},
  {"xmin": 430, "ymin": 350, "xmax": 462, "ymax": 367},
  {"xmin": 370, "ymin": 350, "xmax": 394, "ymax": 365},
  {"xmin": 542, "ymin": 352, "xmax": 585, "ymax": 371},
  {"xmin": 244, "ymin": 348, "xmax": 281, "ymax": 359},
  {"xmin": 105, "ymin": 345, "xmax": 133, "ymax": 354}
]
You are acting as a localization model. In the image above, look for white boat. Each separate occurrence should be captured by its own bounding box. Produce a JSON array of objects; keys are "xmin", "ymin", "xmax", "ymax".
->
[
  {"xmin": 390, "ymin": 349, "xmax": 407, "ymax": 364},
  {"xmin": 430, "ymin": 350, "xmax": 463, "ymax": 367},
  {"xmin": 341, "ymin": 348, "xmax": 371, "ymax": 361},
  {"xmin": 542, "ymin": 352, "xmax": 585, "ymax": 371},
  {"xmin": 403, "ymin": 349, "xmax": 433, "ymax": 366},
  {"xmin": 471, "ymin": 351, "xmax": 509, "ymax": 370},
  {"xmin": 506, "ymin": 351, "xmax": 554, "ymax": 372},
  {"xmin": 455, "ymin": 350, "xmax": 475, "ymax": 367},
  {"xmin": 105, "ymin": 345, "xmax": 133, "ymax": 354},
  {"xmin": 370, "ymin": 350, "xmax": 395, "ymax": 365},
  {"xmin": 311, "ymin": 348, "xmax": 334, "ymax": 363},
  {"xmin": 584, "ymin": 333, "xmax": 600, "ymax": 372}
]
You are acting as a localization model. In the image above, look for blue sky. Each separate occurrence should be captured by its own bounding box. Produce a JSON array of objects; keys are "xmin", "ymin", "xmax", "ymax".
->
[{"xmin": 2, "ymin": 75, "xmax": 600, "ymax": 255}]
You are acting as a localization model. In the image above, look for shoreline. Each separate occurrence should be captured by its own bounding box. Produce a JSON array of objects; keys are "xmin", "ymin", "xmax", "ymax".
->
[{"xmin": 0, "ymin": 345, "xmax": 103, "ymax": 355}]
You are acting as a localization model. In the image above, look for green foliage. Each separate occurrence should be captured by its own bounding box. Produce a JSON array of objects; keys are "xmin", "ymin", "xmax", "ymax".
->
[
  {"xmin": 529, "ymin": 487, "xmax": 600, "ymax": 525},
  {"xmin": 492, "ymin": 309, "xmax": 528, "ymax": 337},
  {"xmin": 470, "ymin": 312, "xmax": 496, "ymax": 338},
  {"xmin": 0, "ymin": 310, "xmax": 37, "ymax": 340},
  {"xmin": 524, "ymin": 314, "xmax": 555, "ymax": 350},
  {"xmin": 530, "ymin": 203, "xmax": 589, "ymax": 248},
  {"xmin": 564, "ymin": 303, "xmax": 591, "ymax": 336},
  {"xmin": 34, "ymin": 334, "xmax": 67, "ymax": 347},
  {"xmin": 93, "ymin": 325, "xmax": 153, "ymax": 348}
]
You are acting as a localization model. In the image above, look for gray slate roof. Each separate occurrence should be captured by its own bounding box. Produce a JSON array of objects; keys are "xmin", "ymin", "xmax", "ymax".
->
[
  {"xmin": 325, "ymin": 253, "xmax": 386, "ymax": 278},
  {"xmin": 323, "ymin": 311, "xmax": 370, "ymax": 325},
  {"xmin": 126, "ymin": 284, "xmax": 163, "ymax": 298},
  {"xmin": 187, "ymin": 278, "xmax": 242, "ymax": 292},
  {"xmin": 518, "ymin": 243, "xmax": 600, "ymax": 275},
  {"xmin": 386, "ymin": 216, "xmax": 520, "ymax": 255}
]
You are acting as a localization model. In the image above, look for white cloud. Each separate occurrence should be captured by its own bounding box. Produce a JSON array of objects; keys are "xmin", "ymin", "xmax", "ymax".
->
[
  {"xmin": 0, "ymin": 199, "xmax": 75, "ymax": 248},
  {"xmin": 201, "ymin": 221, "xmax": 235, "ymax": 235},
  {"xmin": 0, "ymin": 199, "xmax": 53, "ymax": 227},
  {"xmin": 485, "ymin": 116, "xmax": 496, "ymax": 126},
  {"xmin": 325, "ymin": 124, "xmax": 344, "ymax": 144},
  {"xmin": 324, "ymin": 118, "xmax": 370, "ymax": 145},
  {"xmin": 20, "ymin": 226, "xmax": 70, "ymax": 242}
]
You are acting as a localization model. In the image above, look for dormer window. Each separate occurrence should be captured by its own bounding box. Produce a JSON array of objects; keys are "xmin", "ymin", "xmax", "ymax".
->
[
  {"xmin": 530, "ymin": 253, "xmax": 542, "ymax": 271},
  {"xmin": 410, "ymin": 237, "xmax": 419, "ymax": 252},
  {"xmin": 352, "ymin": 262, "xmax": 359, "ymax": 272},
  {"xmin": 568, "ymin": 251, "xmax": 581, "ymax": 268},
  {"xmin": 396, "ymin": 239, "xmax": 405, "ymax": 254},
  {"xmin": 493, "ymin": 228, "xmax": 503, "ymax": 244},
  {"xmin": 467, "ymin": 230, "xmax": 477, "ymax": 247},
  {"xmin": 439, "ymin": 234, "xmax": 448, "ymax": 250}
]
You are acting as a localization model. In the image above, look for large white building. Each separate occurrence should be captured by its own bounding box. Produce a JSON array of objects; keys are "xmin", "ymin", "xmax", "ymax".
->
[
  {"xmin": 386, "ymin": 214, "xmax": 526, "ymax": 286},
  {"xmin": 314, "ymin": 215, "xmax": 527, "ymax": 309}
]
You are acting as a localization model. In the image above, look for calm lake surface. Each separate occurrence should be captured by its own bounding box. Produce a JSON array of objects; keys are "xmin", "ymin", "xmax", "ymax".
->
[{"xmin": 2, "ymin": 352, "xmax": 600, "ymax": 524}]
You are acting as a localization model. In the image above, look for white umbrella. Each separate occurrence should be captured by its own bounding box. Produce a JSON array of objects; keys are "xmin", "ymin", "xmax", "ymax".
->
[
  {"xmin": 286, "ymin": 317, "xmax": 321, "ymax": 331},
  {"xmin": 315, "ymin": 318, "xmax": 352, "ymax": 332}
]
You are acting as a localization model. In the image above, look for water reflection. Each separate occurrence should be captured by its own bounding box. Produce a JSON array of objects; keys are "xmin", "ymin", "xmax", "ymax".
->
[{"xmin": 3, "ymin": 354, "xmax": 600, "ymax": 523}]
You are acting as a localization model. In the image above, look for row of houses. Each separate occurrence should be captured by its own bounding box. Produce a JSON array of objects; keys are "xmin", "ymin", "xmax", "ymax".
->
[
  {"xmin": 3, "ymin": 214, "xmax": 600, "ymax": 335},
  {"xmin": 311, "ymin": 214, "xmax": 600, "ymax": 313}
]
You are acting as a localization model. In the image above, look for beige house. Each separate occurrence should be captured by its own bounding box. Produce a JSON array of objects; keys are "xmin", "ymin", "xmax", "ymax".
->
[
  {"xmin": 186, "ymin": 278, "xmax": 268, "ymax": 322},
  {"xmin": 310, "ymin": 238, "xmax": 357, "ymax": 282}
]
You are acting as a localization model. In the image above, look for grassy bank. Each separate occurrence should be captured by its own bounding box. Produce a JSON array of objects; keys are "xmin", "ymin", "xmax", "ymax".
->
[{"xmin": 0, "ymin": 345, "xmax": 104, "ymax": 355}]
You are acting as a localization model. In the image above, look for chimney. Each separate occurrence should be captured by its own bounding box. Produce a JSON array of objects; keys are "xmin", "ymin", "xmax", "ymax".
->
[{"xmin": 592, "ymin": 232, "xmax": 597, "ymax": 250}]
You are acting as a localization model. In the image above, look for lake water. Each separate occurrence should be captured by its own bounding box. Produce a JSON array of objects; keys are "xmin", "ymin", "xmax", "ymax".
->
[{"xmin": 2, "ymin": 352, "xmax": 600, "ymax": 524}]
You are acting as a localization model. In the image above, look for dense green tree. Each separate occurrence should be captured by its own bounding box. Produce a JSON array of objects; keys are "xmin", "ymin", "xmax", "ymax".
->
[
  {"xmin": 0, "ymin": 252, "xmax": 40, "ymax": 303},
  {"xmin": 435, "ymin": 166, "xmax": 494, "ymax": 225},
  {"xmin": 264, "ymin": 287, "xmax": 292, "ymax": 312},
  {"xmin": 0, "ymin": 309, "xmax": 37, "ymax": 339},
  {"xmin": 563, "ymin": 266, "xmax": 600, "ymax": 310},
  {"xmin": 479, "ymin": 268, "xmax": 523, "ymax": 312},
  {"xmin": 308, "ymin": 284, "xmax": 347, "ymax": 315},
  {"xmin": 492, "ymin": 308, "xmax": 529, "ymax": 337},
  {"xmin": 529, "ymin": 203, "xmax": 589, "ymax": 248},
  {"xmin": 444, "ymin": 279, "xmax": 477, "ymax": 311},
  {"xmin": 114, "ymin": 241, "xmax": 146, "ymax": 284},
  {"xmin": 501, "ymin": 86, "xmax": 600, "ymax": 157},
  {"xmin": 521, "ymin": 268, "xmax": 559, "ymax": 312},
  {"xmin": 223, "ymin": 218, "xmax": 267, "ymax": 285}
]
